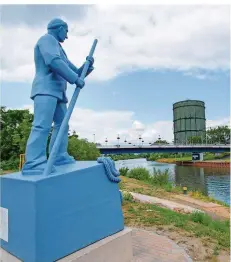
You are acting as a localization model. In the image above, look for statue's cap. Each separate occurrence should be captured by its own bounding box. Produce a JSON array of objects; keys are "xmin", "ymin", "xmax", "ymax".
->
[{"xmin": 47, "ymin": 18, "xmax": 67, "ymax": 29}]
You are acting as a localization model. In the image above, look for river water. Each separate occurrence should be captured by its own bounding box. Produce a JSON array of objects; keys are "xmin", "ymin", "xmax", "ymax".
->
[{"xmin": 115, "ymin": 158, "xmax": 230, "ymax": 206}]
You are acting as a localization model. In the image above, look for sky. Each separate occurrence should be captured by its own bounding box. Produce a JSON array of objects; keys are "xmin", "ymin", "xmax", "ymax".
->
[{"xmin": 1, "ymin": 4, "xmax": 230, "ymax": 144}]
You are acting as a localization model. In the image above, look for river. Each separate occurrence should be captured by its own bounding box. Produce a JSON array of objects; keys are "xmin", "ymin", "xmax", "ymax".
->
[{"xmin": 115, "ymin": 158, "xmax": 230, "ymax": 206}]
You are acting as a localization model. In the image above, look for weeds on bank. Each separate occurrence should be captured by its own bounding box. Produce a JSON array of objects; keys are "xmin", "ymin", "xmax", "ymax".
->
[
  {"xmin": 119, "ymin": 166, "xmax": 228, "ymax": 206},
  {"xmin": 190, "ymin": 191, "xmax": 229, "ymax": 207},
  {"xmin": 122, "ymin": 199, "xmax": 230, "ymax": 249},
  {"xmin": 119, "ymin": 166, "xmax": 183, "ymax": 195}
]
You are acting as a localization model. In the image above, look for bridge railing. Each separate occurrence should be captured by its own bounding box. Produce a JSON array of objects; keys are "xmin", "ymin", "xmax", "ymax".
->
[{"xmin": 97, "ymin": 144, "xmax": 230, "ymax": 148}]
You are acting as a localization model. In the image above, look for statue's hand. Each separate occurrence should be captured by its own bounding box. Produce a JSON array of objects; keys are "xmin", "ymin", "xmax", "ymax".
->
[
  {"xmin": 75, "ymin": 77, "xmax": 85, "ymax": 89},
  {"xmin": 86, "ymin": 56, "xmax": 94, "ymax": 67}
]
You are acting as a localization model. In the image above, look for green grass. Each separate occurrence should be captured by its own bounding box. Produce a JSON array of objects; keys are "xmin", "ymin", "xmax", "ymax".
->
[
  {"xmin": 190, "ymin": 191, "xmax": 229, "ymax": 207},
  {"xmin": 122, "ymin": 200, "xmax": 230, "ymax": 249},
  {"xmin": 157, "ymin": 152, "xmax": 230, "ymax": 163},
  {"xmin": 122, "ymin": 191, "xmax": 134, "ymax": 202}
]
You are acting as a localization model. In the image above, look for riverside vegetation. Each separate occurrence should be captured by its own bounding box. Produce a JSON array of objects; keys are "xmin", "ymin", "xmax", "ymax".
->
[
  {"xmin": 1, "ymin": 107, "xmax": 230, "ymax": 260},
  {"xmin": 119, "ymin": 167, "xmax": 229, "ymax": 206},
  {"xmin": 122, "ymin": 198, "xmax": 230, "ymax": 261},
  {"xmin": 120, "ymin": 167, "xmax": 230, "ymax": 261}
]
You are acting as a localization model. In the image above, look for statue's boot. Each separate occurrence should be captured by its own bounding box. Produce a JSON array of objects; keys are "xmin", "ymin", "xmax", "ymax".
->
[{"xmin": 53, "ymin": 152, "xmax": 76, "ymax": 166}]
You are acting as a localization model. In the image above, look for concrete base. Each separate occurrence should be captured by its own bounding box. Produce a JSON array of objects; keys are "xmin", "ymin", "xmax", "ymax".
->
[
  {"xmin": 0, "ymin": 161, "xmax": 124, "ymax": 261},
  {"xmin": 0, "ymin": 228, "xmax": 133, "ymax": 262}
]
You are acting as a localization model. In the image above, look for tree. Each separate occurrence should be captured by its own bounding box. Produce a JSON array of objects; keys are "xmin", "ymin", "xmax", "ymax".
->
[
  {"xmin": 152, "ymin": 139, "xmax": 169, "ymax": 145},
  {"xmin": 69, "ymin": 130, "xmax": 78, "ymax": 139},
  {"xmin": 0, "ymin": 107, "xmax": 33, "ymax": 160},
  {"xmin": 68, "ymin": 136, "xmax": 100, "ymax": 160},
  {"xmin": 186, "ymin": 126, "xmax": 230, "ymax": 144},
  {"xmin": 187, "ymin": 136, "xmax": 203, "ymax": 144},
  {"xmin": 206, "ymin": 126, "xmax": 230, "ymax": 144}
]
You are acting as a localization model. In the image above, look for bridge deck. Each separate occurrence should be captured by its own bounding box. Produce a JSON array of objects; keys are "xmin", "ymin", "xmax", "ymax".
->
[{"xmin": 97, "ymin": 145, "xmax": 230, "ymax": 154}]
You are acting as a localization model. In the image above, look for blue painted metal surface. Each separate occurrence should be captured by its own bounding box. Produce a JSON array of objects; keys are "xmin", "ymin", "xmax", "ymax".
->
[
  {"xmin": 98, "ymin": 145, "xmax": 230, "ymax": 154},
  {"xmin": 22, "ymin": 18, "xmax": 95, "ymax": 175},
  {"xmin": 44, "ymin": 39, "xmax": 98, "ymax": 176},
  {"xmin": 0, "ymin": 161, "xmax": 124, "ymax": 262}
]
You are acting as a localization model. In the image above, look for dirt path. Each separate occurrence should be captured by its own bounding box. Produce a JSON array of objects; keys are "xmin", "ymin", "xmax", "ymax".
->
[
  {"xmin": 127, "ymin": 190, "xmax": 230, "ymax": 220},
  {"xmin": 170, "ymin": 195, "xmax": 230, "ymax": 220},
  {"xmin": 131, "ymin": 228, "xmax": 192, "ymax": 262},
  {"xmin": 138, "ymin": 226, "xmax": 230, "ymax": 262}
]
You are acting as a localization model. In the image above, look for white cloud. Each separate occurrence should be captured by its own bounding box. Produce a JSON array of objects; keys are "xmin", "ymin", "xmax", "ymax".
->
[
  {"xmin": 1, "ymin": 5, "xmax": 229, "ymax": 82},
  {"xmin": 206, "ymin": 117, "xmax": 230, "ymax": 129}
]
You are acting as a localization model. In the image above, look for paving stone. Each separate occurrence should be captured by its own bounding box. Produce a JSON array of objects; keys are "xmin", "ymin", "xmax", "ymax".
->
[{"xmin": 132, "ymin": 228, "xmax": 192, "ymax": 262}]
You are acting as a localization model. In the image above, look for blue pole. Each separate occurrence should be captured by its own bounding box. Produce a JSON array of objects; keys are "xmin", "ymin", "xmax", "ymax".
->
[{"xmin": 43, "ymin": 39, "xmax": 98, "ymax": 176}]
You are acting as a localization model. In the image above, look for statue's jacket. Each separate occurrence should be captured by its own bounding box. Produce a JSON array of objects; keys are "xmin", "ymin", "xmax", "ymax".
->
[{"xmin": 31, "ymin": 33, "xmax": 82, "ymax": 102}]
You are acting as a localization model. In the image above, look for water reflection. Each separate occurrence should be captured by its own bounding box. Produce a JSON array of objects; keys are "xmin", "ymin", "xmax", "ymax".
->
[
  {"xmin": 115, "ymin": 158, "xmax": 230, "ymax": 205},
  {"xmin": 174, "ymin": 166, "xmax": 206, "ymax": 194}
]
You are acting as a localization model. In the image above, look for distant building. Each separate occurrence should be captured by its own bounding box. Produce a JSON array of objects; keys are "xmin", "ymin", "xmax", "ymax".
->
[{"xmin": 173, "ymin": 100, "xmax": 206, "ymax": 144}]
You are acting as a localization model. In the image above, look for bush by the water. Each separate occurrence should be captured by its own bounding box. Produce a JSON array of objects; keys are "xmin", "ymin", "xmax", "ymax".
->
[
  {"xmin": 126, "ymin": 167, "xmax": 150, "ymax": 181},
  {"xmin": 122, "ymin": 166, "xmax": 170, "ymax": 187},
  {"xmin": 150, "ymin": 168, "xmax": 169, "ymax": 185},
  {"xmin": 119, "ymin": 167, "xmax": 129, "ymax": 176}
]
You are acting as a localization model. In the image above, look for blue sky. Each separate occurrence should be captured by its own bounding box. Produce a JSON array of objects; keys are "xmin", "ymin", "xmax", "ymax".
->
[{"xmin": 1, "ymin": 5, "xmax": 230, "ymax": 143}]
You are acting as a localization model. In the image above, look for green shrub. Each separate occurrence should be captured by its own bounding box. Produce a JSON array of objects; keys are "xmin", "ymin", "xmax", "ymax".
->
[
  {"xmin": 190, "ymin": 211, "xmax": 230, "ymax": 236},
  {"xmin": 150, "ymin": 168, "xmax": 169, "ymax": 185},
  {"xmin": 122, "ymin": 192, "xmax": 134, "ymax": 202},
  {"xmin": 0, "ymin": 158, "xmax": 19, "ymax": 170},
  {"xmin": 127, "ymin": 167, "xmax": 150, "ymax": 181},
  {"xmin": 163, "ymin": 183, "xmax": 173, "ymax": 192},
  {"xmin": 119, "ymin": 167, "xmax": 129, "ymax": 176},
  {"xmin": 211, "ymin": 220, "xmax": 230, "ymax": 233},
  {"xmin": 190, "ymin": 211, "xmax": 211, "ymax": 225}
]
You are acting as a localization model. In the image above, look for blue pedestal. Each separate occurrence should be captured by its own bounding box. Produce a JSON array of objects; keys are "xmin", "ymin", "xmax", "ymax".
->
[{"xmin": 0, "ymin": 161, "xmax": 124, "ymax": 262}]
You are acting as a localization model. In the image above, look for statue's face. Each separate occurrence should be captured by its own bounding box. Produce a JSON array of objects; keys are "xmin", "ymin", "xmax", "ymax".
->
[{"xmin": 58, "ymin": 25, "xmax": 68, "ymax": 42}]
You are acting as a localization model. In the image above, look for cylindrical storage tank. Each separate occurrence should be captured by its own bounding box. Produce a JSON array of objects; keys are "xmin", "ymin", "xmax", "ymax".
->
[{"xmin": 173, "ymin": 100, "xmax": 206, "ymax": 144}]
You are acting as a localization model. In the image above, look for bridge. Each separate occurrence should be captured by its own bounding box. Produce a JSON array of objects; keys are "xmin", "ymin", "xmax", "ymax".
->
[{"xmin": 97, "ymin": 144, "xmax": 230, "ymax": 154}]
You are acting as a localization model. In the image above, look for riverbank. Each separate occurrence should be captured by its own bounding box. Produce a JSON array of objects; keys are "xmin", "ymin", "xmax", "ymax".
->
[
  {"xmin": 120, "ymin": 175, "xmax": 230, "ymax": 217},
  {"xmin": 175, "ymin": 160, "xmax": 230, "ymax": 168},
  {"xmin": 121, "ymin": 175, "xmax": 230, "ymax": 261},
  {"xmin": 156, "ymin": 157, "xmax": 230, "ymax": 168},
  {"xmin": 122, "ymin": 196, "xmax": 230, "ymax": 262}
]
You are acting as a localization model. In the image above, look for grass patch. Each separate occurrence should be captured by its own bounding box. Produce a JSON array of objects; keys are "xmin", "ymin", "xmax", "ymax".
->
[
  {"xmin": 119, "ymin": 175, "xmax": 171, "ymax": 198},
  {"xmin": 122, "ymin": 191, "xmax": 134, "ymax": 202},
  {"xmin": 122, "ymin": 201, "xmax": 230, "ymax": 249},
  {"xmin": 190, "ymin": 191, "xmax": 229, "ymax": 207}
]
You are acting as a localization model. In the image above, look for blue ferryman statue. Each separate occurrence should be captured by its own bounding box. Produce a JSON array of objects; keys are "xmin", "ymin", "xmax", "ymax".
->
[
  {"xmin": 0, "ymin": 18, "xmax": 124, "ymax": 262},
  {"xmin": 22, "ymin": 18, "xmax": 94, "ymax": 175}
]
